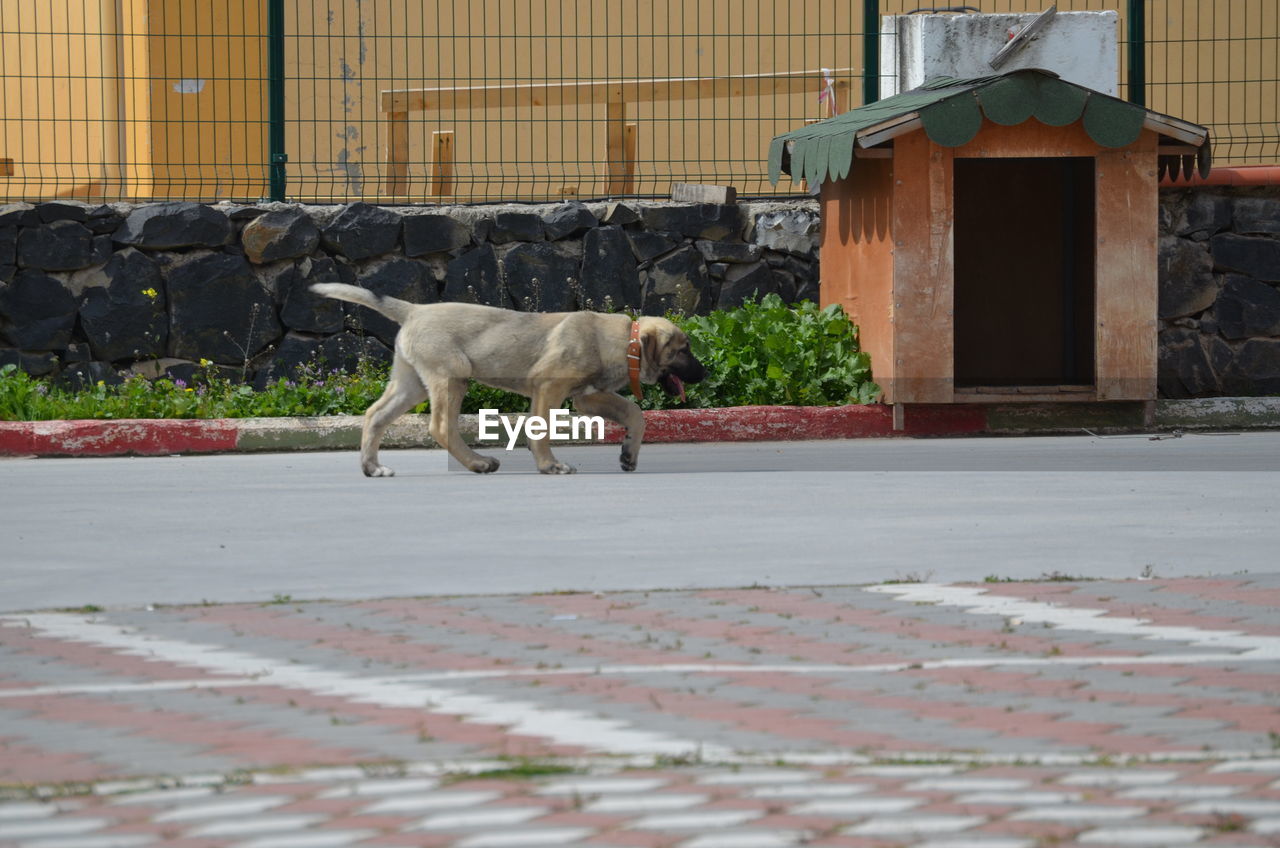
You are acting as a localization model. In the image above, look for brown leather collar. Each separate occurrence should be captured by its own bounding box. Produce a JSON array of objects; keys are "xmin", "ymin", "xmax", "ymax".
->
[{"xmin": 627, "ymin": 320, "xmax": 643, "ymax": 401}]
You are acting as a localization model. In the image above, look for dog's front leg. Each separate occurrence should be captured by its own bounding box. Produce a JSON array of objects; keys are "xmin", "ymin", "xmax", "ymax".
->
[
  {"xmin": 528, "ymin": 385, "xmax": 576, "ymax": 474},
  {"xmin": 572, "ymin": 390, "xmax": 645, "ymax": 472}
]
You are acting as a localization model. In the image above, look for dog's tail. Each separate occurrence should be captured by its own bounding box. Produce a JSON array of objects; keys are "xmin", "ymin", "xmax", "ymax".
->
[{"xmin": 310, "ymin": 283, "xmax": 417, "ymax": 325}]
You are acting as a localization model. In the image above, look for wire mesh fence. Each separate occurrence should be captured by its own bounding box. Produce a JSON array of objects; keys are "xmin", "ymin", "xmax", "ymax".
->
[{"xmin": 2, "ymin": 0, "xmax": 1276, "ymax": 205}]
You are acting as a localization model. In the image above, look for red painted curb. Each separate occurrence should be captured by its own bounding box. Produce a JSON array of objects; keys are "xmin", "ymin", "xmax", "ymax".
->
[
  {"xmin": 1, "ymin": 406, "xmax": 991, "ymax": 458},
  {"xmin": 604, "ymin": 404, "xmax": 988, "ymax": 443},
  {"xmin": 0, "ymin": 419, "xmax": 239, "ymax": 457}
]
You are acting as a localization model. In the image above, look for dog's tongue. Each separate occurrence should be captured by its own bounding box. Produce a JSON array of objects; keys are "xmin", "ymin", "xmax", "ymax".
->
[{"xmin": 671, "ymin": 374, "xmax": 686, "ymax": 402}]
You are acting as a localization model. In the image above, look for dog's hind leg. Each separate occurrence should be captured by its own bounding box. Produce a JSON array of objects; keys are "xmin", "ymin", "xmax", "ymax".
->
[
  {"xmin": 361, "ymin": 358, "xmax": 428, "ymax": 478},
  {"xmin": 427, "ymin": 375, "xmax": 500, "ymax": 474},
  {"xmin": 572, "ymin": 390, "xmax": 645, "ymax": 472}
]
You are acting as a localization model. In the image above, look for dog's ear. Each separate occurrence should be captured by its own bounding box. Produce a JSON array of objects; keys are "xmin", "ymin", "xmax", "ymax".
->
[{"xmin": 641, "ymin": 327, "xmax": 660, "ymax": 368}]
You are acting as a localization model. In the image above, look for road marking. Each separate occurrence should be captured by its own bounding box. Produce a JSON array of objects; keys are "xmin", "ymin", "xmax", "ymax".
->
[
  {"xmin": 866, "ymin": 583, "xmax": 1280, "ymax": 656},
  {"xmin": 0, "ymin": 614, "xmax": 728, "ymax": 758}
]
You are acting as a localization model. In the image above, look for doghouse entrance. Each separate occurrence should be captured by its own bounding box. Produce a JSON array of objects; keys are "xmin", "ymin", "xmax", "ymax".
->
[{"xmin": 953, "ymin": 157, "xmax": 1096, "ymax": 393}]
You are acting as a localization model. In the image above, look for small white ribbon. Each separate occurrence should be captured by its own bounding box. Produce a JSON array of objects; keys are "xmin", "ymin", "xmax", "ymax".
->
[{"xmin": 817, "ymin": 67, "xmax": 837, "ymax": 117}]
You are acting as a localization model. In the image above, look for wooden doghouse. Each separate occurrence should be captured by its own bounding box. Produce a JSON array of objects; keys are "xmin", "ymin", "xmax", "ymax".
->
[{"xmin": 769, "ymin": 68, "xmax": 1211, "ymax": 406}]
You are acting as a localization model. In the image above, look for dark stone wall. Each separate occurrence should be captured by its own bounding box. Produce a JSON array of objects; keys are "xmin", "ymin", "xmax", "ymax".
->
[
  {"xmin": 3, "ymin": 188, "xmax": 1276, "ymax": 398},
  {"xmin": 0, "ymin": 199, "xmax": 819, "ymax": 389},
  {"xmin": 1157, "ymin": 188, "xmax": 1280, "ymax": 398}
]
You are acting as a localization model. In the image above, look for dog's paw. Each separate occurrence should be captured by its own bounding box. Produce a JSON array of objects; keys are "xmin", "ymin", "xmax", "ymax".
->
[
  {"xmin": 539, "ymin": 461, "xmax": 577, "ymax": 475},
  {"xmin": 620, "ymin": 449, "xmax": 637, "ymax": 472},
  {"xmin": 470, "ymin": 456, "xmax": 500, "ymax": 474},
  {"xmin": 363, "ymin": 464, "xmax": 395, "ymax": 478}
]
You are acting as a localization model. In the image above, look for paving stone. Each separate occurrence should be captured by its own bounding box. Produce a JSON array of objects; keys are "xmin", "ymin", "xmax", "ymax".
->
[
  {"xmin": 912, "ymin": 839, "xmax": 1034, "ymax": 848},
  {"xmin": 628, "ymin": 809, "xmax": 762, "ymax": 830},
  {"xmin": 583, "ymin": 793, "xmax": 706, "ymax": 813},
  {"xmin": 790, "ymin": 797, "xmax": 919, "ymax": 816},
  {"xmin": 186, "ymin": 813, "xmax": 325, "ymax": 837},
  {"xmin": 410, "ymin": 805, "xmax": 547, "ymax": 830},
  {"xmin": 697, "ymin": 770, "xmax": 815, "ymax": 785},
  {"xmin": 1179, "ymin": 799, "xmax": 1280, "ymax": 815},
  {"xmin": 955, "ymin": 791, "xmax": 1084, "ymax": 805},
  {"xmin": 1211, "ymin": 759, "xmax": 1280, "ymax": 773},
  {"xmin": 236, "ymin": 833, "xmax": 380, "ymax": 848},
  {"xmin": 1253, "ymin": 817, "xmax": 1280, "ymax": 834},
  {"xmin": 316, "ymin": 778, "xmax": 439, "ymax": 798},
  {"xmin": 152, "ymin": 796, "xmax": 288, "ymax": 822},
  {"xmin": 1076, "ymin": 825, "xmax": 1206, "ymax": 844},
  {"xmin": 750, "ymin": 783, "xmax": 871, "ymax": 799},
  {"xmin": 1119, "ymin": 784, "xmax": 1239, "ymax": 799},
  {"xmin": 678, "ymin": 832, "xmax": 805, "ymax": 848},
  {"xmin": 10, "ymin": 837, "xmax": 155, "ymax": 848},
  {"xmin": 0, "ymin": 817, "xmax": 109, "ymax": 839},
  {"xmin": 845, "ymin": 814, "xmax": 987, "ymax": 836},
  {"xmin": 455, "ymin": 828, "xmax": 598, "ymax": 847},
  {"xmin": 110, "ymin": 788, "xmax": 217, "ymax": 806},
  {"xmin": 1059, "ymin": 771, "xmax": 1180, "ymax": 786},
  {"xmin": 536, "ymin": 778, "xmax": 669, "ymax": 796},
  {"xmin": 361, "ymin": 790, "xmax": 500, "ymax": 815},
  {"xmin": 851, "ymin": 765, "xmax": 961, "ymax": 777},
  {"xmin": 0, "ymin": 801, "xmax": 58, "ymax": 818},
  {"xmin": 906, "ymin": 777, "xmax": 1029, "ymax": 792},
  {"xmin": 1009, "ymin": 805, "xmax": 1147, "ymax": 821}
]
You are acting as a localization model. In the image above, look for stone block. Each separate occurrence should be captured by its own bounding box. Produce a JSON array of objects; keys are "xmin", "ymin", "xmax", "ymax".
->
[
  {"xmin": 321, "ymin": 202, "xmax": 401, "ymax": 260},
  {"xmin": 242, "ymin": 208, "xmax": 321, "ymax": 264},
  {"xmin": 0, "ymin": 269, "xmax": 78, "ymax": 350},
  {"xmin": 165, "ymin": 250, "xmax": 282, "ymax": 364},
  {"xmin": 580, "ymin": 226, "xmax": 641, "ymax": 312},
  {"xmin": 78, "ymin": 248, "xmax": 169, "ymax": 362},
  {"xmin": 114, "ymin": 202, "xmax": 232, "ymax": 250},
  {"xmin": 501, "ymin": 241, "xmax": 580, "ymax": 312}
]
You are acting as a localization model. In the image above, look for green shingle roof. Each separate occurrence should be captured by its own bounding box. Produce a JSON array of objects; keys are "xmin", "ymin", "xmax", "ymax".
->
[{"xmin": 768, "ymin": 68, "xmax": 1211, "ymax": 187}]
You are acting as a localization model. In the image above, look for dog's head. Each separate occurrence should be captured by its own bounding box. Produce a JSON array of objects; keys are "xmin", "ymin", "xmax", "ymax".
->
[{"xmin": 638, "ymin": 317, "xmax": 707, "ymax": 402}]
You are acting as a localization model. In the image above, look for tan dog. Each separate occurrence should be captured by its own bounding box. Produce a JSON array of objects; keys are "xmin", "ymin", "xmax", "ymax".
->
[{"xmin": 311, "ymin": 283, "xmax": 706, "ymax": 475}]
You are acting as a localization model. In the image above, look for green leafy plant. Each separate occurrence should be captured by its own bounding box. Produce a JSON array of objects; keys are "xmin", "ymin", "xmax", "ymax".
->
[{"xmin": 638, "ymin": 294, "xmax": 879, "ymax": 409}]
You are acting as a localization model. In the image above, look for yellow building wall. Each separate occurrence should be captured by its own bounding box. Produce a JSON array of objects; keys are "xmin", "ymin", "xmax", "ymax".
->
[
  {"xmin": 1, "ymin": 0, "xmax": 1275, "ymax": 203},
  {"xmin": 2, "ymin": 0, "xmax": 265, "ymax": 202}
]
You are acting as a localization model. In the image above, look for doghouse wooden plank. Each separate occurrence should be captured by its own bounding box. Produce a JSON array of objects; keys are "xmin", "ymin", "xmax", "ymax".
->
[
  {"xmin": 1095, "ymin": 131, "xmax": 1159, "ymax": 401},
  {"xmin": 890, "ymin": 131, "xmax": 954, "ymax": 404},
  {"xmin": 820, "ymin": 158, "xmax": 895, "ymax": 402},
  {"xmin": 951, "ymin": 117, "xmax": 1101, "ymax": 159}
]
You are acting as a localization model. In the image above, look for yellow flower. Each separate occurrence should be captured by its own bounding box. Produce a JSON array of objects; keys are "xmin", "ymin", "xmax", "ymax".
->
[
  {"xmin": 199, "ymin": 358, "xmax": 212, "ymax": 367},
  {"xmin": 142, "ymin": 287, "xmax": 159, "ymax": 301},
  {"xmin": 185, "ymin": 387, "xmax": 194, "ymax": 393}
]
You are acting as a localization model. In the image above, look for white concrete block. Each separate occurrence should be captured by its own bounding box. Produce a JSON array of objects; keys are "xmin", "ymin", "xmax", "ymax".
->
[{"xmin": 880, "ymin": 11, "xmax": 1120, "ymax": 98}]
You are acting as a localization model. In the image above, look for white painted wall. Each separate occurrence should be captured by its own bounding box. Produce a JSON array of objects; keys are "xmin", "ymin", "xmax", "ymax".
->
[{"xmin": 880, "ymin": 11, "xmax": 1119, "ymax": 98}]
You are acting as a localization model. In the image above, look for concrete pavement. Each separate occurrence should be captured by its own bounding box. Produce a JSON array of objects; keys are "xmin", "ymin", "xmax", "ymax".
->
[
  {"xmin": 2, "ymin": 576, "xmax": 1280, "ymax": 846},
  {"xmin": 3, "ymin": 436, "xmax": 1280, "ymax": 611}
]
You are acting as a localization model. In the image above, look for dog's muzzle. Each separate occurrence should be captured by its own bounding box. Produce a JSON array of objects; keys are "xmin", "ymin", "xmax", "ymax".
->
[{"xmin": 659, "ymin": 355, "xmax": 707, "ymax": 402}]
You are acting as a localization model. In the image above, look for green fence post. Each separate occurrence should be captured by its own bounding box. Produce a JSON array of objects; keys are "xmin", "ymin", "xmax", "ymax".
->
[
  {"xmin": 863, "ymin": 0, "xmax": 880, "ymax": 105},
  {"xmin": 267, "ymin": 0, "xmax": 287, "ymax": 201},
  {"xmin": 1127, "ymin": 0, "xmax": 1146, "ymax": 107}
]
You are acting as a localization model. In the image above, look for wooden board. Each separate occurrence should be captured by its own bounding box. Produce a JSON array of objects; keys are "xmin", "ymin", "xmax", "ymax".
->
[
  {"xmin": 381, "ymin": 67, "xmax": 856, "ymax": 113},
  {"xmin": 950, "ymin": 117, "xmax": 1102, "ymax": 159},
  {"xmin": 1095, "ymin": 131, "xmax": 1159, "ymax": 400},
  {"xmin": 820, "ymin": 158, "xmax": 895, "ymax": 402},
  {"xmin": 889, "ymin": 131, "xmax": 955, "ymax": 404}
]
